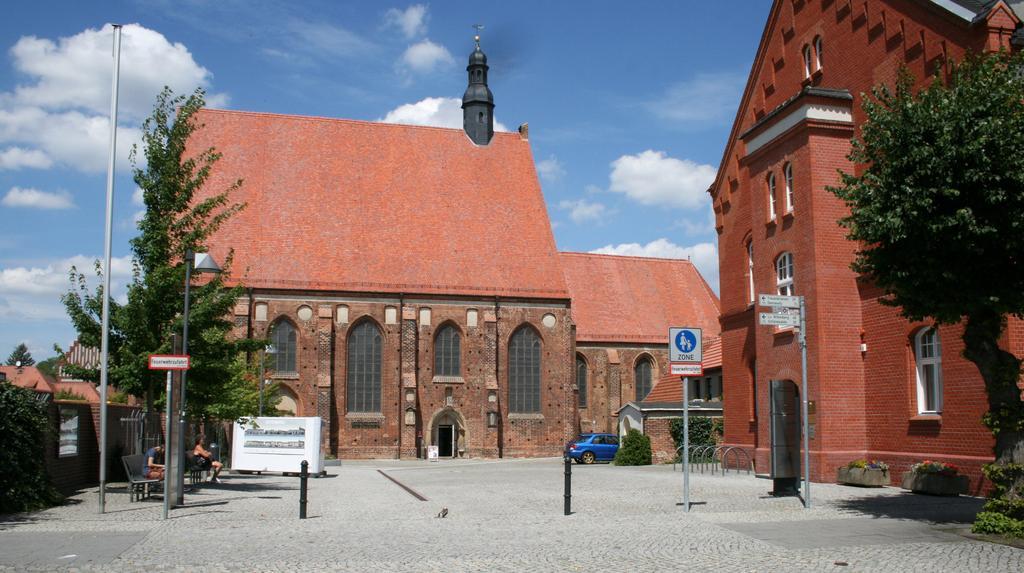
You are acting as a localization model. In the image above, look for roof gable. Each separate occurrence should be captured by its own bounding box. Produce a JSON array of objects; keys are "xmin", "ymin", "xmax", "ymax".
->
[
  {"xmin": 561, "ymin": 253, "xmax": 720, "ymax": 344},
  {"xmin": 189, "ymin": 110, "xmax": 568, "ymax": 300}
]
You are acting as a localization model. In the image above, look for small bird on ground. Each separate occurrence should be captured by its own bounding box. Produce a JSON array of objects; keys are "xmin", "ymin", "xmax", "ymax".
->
[{"xmin": 436, "ymin": 507, "xmax": 448, "ymax": 518}]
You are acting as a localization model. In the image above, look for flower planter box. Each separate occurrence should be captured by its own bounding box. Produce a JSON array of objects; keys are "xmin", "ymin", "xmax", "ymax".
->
[
  {"xmin": 837, "ymin": 466, "xmax": 889, "ymax": 487},
  {"xmin": 900, "ymin": 471, "xmax": 969, "ymax": 496}
]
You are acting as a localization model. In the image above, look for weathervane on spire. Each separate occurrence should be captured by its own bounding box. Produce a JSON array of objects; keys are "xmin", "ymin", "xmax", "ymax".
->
[{"xmin": 472, "ymin": 24, "xmax": 484, "ymax": 47}]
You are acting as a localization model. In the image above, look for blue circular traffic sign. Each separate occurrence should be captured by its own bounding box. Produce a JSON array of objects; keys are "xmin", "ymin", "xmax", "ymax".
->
[{"xmin": 675, "ymin": 330, "xmax": 697, "ymax": 353}]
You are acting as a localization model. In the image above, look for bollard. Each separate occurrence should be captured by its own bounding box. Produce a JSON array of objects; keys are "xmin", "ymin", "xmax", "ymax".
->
[
  {"xmin": 299, "ymin": 460, "xmax": 309, "ymax": 519},
  {"xmin": 563, "ymin": 455, "xmax": 571, "ymax": 516}
]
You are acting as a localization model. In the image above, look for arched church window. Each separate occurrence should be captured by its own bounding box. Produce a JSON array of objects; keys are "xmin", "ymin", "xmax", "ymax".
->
[
  {"xmin": 635, "ymin": 357, "xmax": 653, "ymax": 401},
  {"xmin": 434, "ymin": 325, "xmax": 461, "ymax": 377},
  {"xmin": 347, "ymin": 321, "xmax": 382, "ymax": 413},
  {"xmin": 576, "ymin": 355, "xmax": 588, "ymax": 408},
  {"xmin": 269, "ymin": 319, "xmax": 297, "ymax": 374},
  {"xmin": 509, "ymin": 326, "xmax": 541, "ymax": 413}
]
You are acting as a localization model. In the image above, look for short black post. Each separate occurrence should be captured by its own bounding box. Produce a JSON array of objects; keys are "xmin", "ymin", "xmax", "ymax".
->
[
  {"xmin": 563, "ymin": 455, "xmax": 571, "ymax": 516},
  {"xmin": 299, "ymin": 460, "xmax": 309, "ymax": 519}
]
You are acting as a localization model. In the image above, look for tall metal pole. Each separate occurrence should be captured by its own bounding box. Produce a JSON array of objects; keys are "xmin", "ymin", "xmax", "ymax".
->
[
  {"xmin": 177, "ymin": 250, "xmax": 194, "ymax": 506},
  {"xmin": 98, "ymin": 23, "xmax": 122, "ymax": 515},
  {"xmin": 799, "ymin": 297, "xmax": 811, "ymax": 509},
  {"xmin": 258, "ymin": 349, "xmax": 265, "ymax": 417},
  {"xmin": 162, "ymin": 370, "xmax": 172, "ymax": 520},
  {"xmin": 683, "ymin": 376, "xmax": 690, "ymax": 513}
]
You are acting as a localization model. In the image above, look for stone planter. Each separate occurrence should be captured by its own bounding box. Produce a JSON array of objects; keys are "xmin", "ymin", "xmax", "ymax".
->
[
  {"xmin": 900, "ymin": 471, "xmax": 969, "ymax": 496},
  {"xmin": 837, "ymin": 466, "xmax": 889, "ymax": 487}
]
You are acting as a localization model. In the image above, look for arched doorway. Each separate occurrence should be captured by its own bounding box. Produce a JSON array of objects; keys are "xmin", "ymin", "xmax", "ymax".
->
[{"xmin": 427, "ymin": 408, "xmax": 467, "ymax": 458}]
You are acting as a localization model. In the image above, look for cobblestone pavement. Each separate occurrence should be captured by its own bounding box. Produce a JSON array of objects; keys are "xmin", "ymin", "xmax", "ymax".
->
[{"xmin": 1, "ymin": 458, "xmax": 1021, "ymax": 572}]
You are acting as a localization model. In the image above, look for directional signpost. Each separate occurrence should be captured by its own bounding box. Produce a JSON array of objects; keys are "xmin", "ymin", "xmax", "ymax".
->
[
  {"xmin": 669, "ymin": 327, "xmax": 701, "ymax": 513},
  {"xmin": 758, "ymin": 294, "xmax": 811, "ymax": 509},
  {"xmin": 148, "ymin": 354, "xmax": 190, "ymax": 520}
]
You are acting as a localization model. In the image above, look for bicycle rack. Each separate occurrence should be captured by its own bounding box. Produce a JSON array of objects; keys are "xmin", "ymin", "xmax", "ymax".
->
[{"xmin": 674, "ymin": 444, "xmax": 753, "ymax": 475}]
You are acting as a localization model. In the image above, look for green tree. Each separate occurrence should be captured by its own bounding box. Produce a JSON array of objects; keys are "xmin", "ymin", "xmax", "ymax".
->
[
  {"xmin": 61, "ymin": 86, "xmax": 263, "ymax": 421},
  {"xmin": 0, "ymin": 382, "xmax": 62, "ymax": 513},
  {"xmin": 829, "ymin": 52, "xmax": 1024, "ymax": 534},
  {"xmin": 35, "ymin": 356, "xmax": 59, "ymax": 379},
  {"xmin": 6, "ymin": 343, "xmax": 35, "ymax": 366}
]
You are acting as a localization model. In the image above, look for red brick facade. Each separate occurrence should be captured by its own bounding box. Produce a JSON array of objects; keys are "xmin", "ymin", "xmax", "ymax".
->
[{"xmin": 711, "ymin": 0, "xmax": 1022, "ymax": 491}]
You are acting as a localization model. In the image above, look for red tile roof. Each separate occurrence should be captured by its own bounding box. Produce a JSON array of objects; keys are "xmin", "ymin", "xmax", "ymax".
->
[
  {"xmin": 561, "ymin": 253, "xmax": 721, "ymax": 344},
  {"xmin": 189, "ymin": 109, "xmax": 568, "ymax": 300},
  {"xmin": 0, "ymin": 365, "xmax": 54, "ymax": 393}
]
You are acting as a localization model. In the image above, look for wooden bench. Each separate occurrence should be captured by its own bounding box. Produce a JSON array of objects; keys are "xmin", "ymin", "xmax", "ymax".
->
[{"xmin": 122, "ymin": 454, "xmax": 161, "ymax": 501}]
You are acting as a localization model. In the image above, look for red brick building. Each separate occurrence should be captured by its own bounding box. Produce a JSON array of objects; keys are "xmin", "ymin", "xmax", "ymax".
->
[
  {"xmin": 189, "ymin": 41, "xmax": 721, "ymax": 459},
  {"xmin": 710, "ymin": 0, "xmax": 1023, "ymax": 492}
]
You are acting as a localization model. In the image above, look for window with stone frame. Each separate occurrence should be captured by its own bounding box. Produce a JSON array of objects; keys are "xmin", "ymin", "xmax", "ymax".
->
[
  {"xmin": 776, "ymin": 252, "xmax": 794, "ymax": 296},
  {"xmin": 576, "ymin": 355, "xmax": 588, "ymax": 408},
  {"xmin": 802, "ymin": 44, "xmax": 812, "ymax": 78},
  {"xmin": 784, "ymin": 162, "xmax": 794, "ymax": 212},
  {"xmin": 509, "ymin": 327, "xmax": 542, "ymax": 413},
  {"xmin": 347, "ymin": 321, "xmax": 382, "ymax": 413},
  {"xmin": 813, "ymin": 36, "xmax": 823, "ymax": 71},
  {"xmin": 434, "ymin": 324, "xmax": 461, "ymax": 377},
  {"xmin": 746, "ymin": 239, "xmax": 755, "ymax": 305},
  {"xmin": 767, "ymin": 172, "xmax": 777, "ymax": 221},
  {"xmin": 914, "ymin": 327, "xmax": 943, "ymax": 414},
  {"xmin": 269, "ymin": 319, "xmax": 297, "ymax": 374},
  {"xmin": 635, "ymin": 357, "xmax": 653, "ymax": 401}
]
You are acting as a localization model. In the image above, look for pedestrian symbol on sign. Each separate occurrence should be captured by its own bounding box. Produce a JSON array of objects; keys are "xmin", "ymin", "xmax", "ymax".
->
[{"xmin": 676, "ymin": 330, "xmax": 697, "ymax": 353}]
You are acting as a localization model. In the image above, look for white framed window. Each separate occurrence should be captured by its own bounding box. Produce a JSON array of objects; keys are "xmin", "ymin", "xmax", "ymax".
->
[
  {"xmin": 747, "ymin": 240, "xmax": 755, "ymax": 305},
  {"xmin": 784, "ymin": 162, "xmax": 794, "ymax": 212},
  {"xmin": 915, "ymin": 327, "xmax": 943, "ymax": 414},
  {"xmin": 813, "ymin": 36, "xmax": 823, "ymax": 71},
  {"xmin": 776, "ymin": 252, "xmax": 794, "ymax": 296},
  {"xmin": 802, "ymin": 45, "xmax": 812, "ymax": 78},
  {"xmin": 767, "ymin": 173, "xmax": 777, "ymax": 221}
]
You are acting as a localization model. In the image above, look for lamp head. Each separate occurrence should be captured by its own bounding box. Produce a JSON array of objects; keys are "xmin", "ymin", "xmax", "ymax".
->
[{"xmin": 192, "ymin": 252, "xmax": 222, "ymax": 274}]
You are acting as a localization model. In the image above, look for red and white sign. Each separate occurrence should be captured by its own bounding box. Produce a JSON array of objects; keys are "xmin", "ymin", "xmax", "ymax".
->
[
  {"xmin": 671, "ymin": 363, "xmax": 703, "ymax": 376},
  {"xmin": 148, "ymin": 354, "xmax": 190, "ymax": 370}
]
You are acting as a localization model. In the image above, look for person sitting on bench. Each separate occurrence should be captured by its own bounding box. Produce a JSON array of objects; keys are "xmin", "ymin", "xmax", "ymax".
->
[
  {"xmin": 193, "ymin": 434, "xmax": 223, "ymax": 483},
  {"xmin": 144, "ymin": 444, "xmax": 165, "ymax": 480}
]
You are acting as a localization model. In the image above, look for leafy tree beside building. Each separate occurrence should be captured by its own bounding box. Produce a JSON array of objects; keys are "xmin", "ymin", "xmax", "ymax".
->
[
  {"xmin": 62, "ymin": 87, "xmax": 265, "ymax": 421},
  {"xmin": 6, "ymin": 343, "xmax": 35, "ymax": 366},
  {"xmin": 830, "ymin": 52, "xmax": 1024, "ymax": 535}
]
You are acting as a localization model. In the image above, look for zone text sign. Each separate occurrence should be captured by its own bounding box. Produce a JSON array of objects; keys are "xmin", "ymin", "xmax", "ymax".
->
[
  {"xmin": 758, "ymin": 293, "xmax": 800, "ymax": 309},
  {"xmin": 148, "ymin": 354, "xmax": 190, "ymax": 370},
  {"xmin": 669, "ymin": 327, "xmax": 702, "ymax": 363}
]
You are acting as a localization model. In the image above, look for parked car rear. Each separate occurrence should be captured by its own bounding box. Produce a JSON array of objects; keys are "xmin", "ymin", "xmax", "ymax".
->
[{"xmin": 565, "ymin": 433, "xmax": 620, "ymax": 464}]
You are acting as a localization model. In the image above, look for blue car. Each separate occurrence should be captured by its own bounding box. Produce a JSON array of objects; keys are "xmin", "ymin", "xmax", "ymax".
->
[{"xmin": 566, "ymin": 433, "xmax": 619, "ymax": 464}]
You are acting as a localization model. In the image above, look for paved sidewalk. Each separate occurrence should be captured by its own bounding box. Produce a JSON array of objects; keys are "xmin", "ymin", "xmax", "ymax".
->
[{"xmin": 1, "ymin": 458, "xmax": 1020, "ymax": 572}]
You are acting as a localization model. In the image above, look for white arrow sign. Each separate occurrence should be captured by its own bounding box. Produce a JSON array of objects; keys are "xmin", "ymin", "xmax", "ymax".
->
[
  {"xmin": 759, "ymin": 312, "xmax": 800, "ymax": 327},
  {"xmin": 758, "ymin": 293, "xmax": 801, "ymax": 309}
]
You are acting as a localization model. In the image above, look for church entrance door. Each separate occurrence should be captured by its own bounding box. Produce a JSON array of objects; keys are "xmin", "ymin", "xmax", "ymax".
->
[{"xmin": 438, "ymin": 425, "xmax": 454, "ymax": 457}]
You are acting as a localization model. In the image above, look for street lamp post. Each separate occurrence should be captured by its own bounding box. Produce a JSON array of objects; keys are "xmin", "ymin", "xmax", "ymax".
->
[
  {"xmin": 176, "ymin": 250, "xmax": 222, "ymax": 505},
  {"xmin": 259, "ymin": 344, "xmax": 276, "ymax": 417}
]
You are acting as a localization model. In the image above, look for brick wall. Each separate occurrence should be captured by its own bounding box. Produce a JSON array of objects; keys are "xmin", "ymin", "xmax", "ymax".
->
[{"xmin": 714, "ymin": 0, "xmax": 1021, "ymax": 488}]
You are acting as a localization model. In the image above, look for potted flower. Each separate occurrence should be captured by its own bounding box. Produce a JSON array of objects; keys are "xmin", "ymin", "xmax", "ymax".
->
[
  {"xmin": 837, "ymin": 459, "xmax": 889, "ymax": 487},
  {"xmin": 900, "ymin": 460, "xmax": 969, "ymax": 496}
]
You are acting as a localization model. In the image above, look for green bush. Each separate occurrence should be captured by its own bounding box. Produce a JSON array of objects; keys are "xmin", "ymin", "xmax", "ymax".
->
[
  {"xmin": 54, "ymin": 389, "xmax": 87, "ymax": 401},
  {"xmin": 670, "ymin": 416, "xmax": 723, "ymax": 450},
  {"xmin": 0, "ymin": 382, "xmax": 62, "ymax": 514},
  {"xmin": 613, "ymin": 429, "xmax": 652, "ymax": 466},
  {"xmin": 972, "ymin": 511, "xmax": 1024, "ymax": 537}
]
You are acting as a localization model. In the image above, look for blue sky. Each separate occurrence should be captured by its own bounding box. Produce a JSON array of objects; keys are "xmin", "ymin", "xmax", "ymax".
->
[{"xmin": 0, "ymin": 1, "xmax": 770, "ymax": 360}]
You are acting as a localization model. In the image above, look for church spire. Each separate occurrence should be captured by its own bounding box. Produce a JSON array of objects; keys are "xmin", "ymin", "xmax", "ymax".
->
[{"xmin": 462, "ymin": 29, "xmax": 494, "ymax": 145}]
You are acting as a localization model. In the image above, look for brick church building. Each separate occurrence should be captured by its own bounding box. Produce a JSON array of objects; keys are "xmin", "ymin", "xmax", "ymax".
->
[
  {"xmin": 190, "ymin": 38, "xmax": 720, "ymax": 459},
  {"xmin": 711, "ymin": 0, "xmax": 1023, "ymax": 491}
]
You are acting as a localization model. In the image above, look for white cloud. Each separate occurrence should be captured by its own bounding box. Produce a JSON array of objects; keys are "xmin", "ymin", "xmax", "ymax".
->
[
  {"xmin": 131, "ymin": 187, "xmax": 144, "ymax": 206},
  {"xmin": 2, "ymin": 187, "xmax": 74, "ymax": 209},
  {"xmin": 559, "ymin": 199, "xmax": 611, "ymax": 225},
  {"xmin": 0, "ymin": 254, "xmax": 133, "ymax": 321},
  {"xmin": 0, "ymin": 23, "xmax": 225, "ymax": 174},
  {"xmin": 649, "ymin": 72, "xmax": 745, "ymax": 126},
  {"xmin": 0, "ymin": 147, "xmax": 52, "ymax": 170},
  {"xmin": 590, "ymin": 239, "xmax": 719, "ymax": 293},
  {"xmin": 385, "ymin": 5, "xmax": 429, "ymax": 39},
  {"xmin": 401, "ymin": 39, "xmax": 454, "ymax": 74},
  {"xmin": 536, "ymin": 155, "xmax": 566, "ymax": 182},
  {"xmin": 608, "ymin": 150, "xmax": 715, "ymax": 209},
  {"xmin": 380, "ymin": 97, "xmax": 508, "ymax": 131}
]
